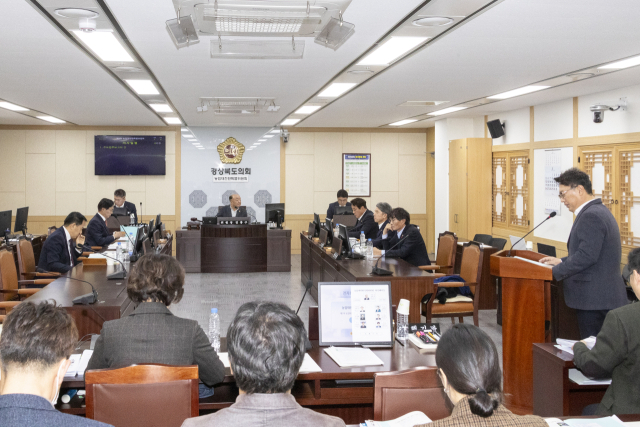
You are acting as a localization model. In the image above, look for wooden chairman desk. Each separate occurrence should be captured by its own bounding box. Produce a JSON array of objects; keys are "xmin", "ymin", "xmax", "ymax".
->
[
  {"xmin": 300, "ymin": 233, "xmax": 434, "ymax": 323},
  {"xmin": 24, "ymin": 237, "xmax": 173, "ymax": 338}
]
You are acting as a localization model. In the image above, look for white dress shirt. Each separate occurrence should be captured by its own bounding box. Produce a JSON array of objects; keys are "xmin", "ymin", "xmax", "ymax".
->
[
  {"xmin": 231, "ymin": 207, "xmax": 238, "ymax": 217},
  {"xmin": 574, "ymin": 197, "xmax": 598, "ymax": 217}
]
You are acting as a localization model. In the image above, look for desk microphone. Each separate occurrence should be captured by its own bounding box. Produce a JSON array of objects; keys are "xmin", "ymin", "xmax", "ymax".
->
[
  {"xmin": 81, "ymin": 245, "xmax": 128, "ymax": 280},
  {"xmin": 67, "ymin": 277, "xmax": 99, "ymax": 305},
  {"xmin": 371, "ymin": 233, "xmax": 407, "ymax": 276},
  {"xmin": 508, "ymin": 211, "xmax": 557, "ymax": 257}
]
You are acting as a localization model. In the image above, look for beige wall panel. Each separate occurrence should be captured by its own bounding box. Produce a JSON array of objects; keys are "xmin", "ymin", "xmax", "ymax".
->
[
  {"xmin": 286, "ymin": 132, "xmax": 315, "ymax": 155},
  {"xmin": 124, "ymin": 191, "xmax": 146, "ymax": 215},
  {"xmin": 370, "ymin": 191, "xmax": 399, "ymax": 210},
  {"xmin": 145, "ymin": 154, "xmax": 176, "ymax": 215},
  {"xmin": 25, "ymin": 129, "xmax": 56, "ymax": 153},
  {"xmin": 26, "ymin": 154, "xmax": 55, "ymax": 216},
  {"xmin": 343, "ymin": 132, "xmax": 371, "ymax": 153},
  {"xmin": 56, "ymin": 130, "xmax": 86, "ymax": 193},
  {"xmin": 0, "ymin": 192, "xmax": 26, "ymax": 213},
  {"xmin": 398, "ymin": 154, "xmax": 427, "ymax": 214},
  {"xmin": 56, "ymin": 192, "xmax": 86, "ymax": 216},
  {"xmin": 314, "ymin": 133, "xmax": 343, "ymax": 192},
  {"xmin": 163, "ymin": 131, "xmax": 176, "ymax": 155},
  {"xmin": 371, "ymin": 133, "xmax": 399, "ymax": 192},
  {"xmin": 314, "ymin": 192, "xmax": 338, "ymax": 217},
  {"xmin": 84, "ymin": 154, "xmax": 117, "ymax": 213},
  {"xmin": 398, "ymin": 133, "xmax": 426, "ymax": 155},
  {"xmin": 285, "ymin": 154, "xmax": 314, "ymax": 214},
  {"xmin": 85, "ymin": 130, "xmax": 103, "ymax": 154},
  {"xmin": 116, "ymin": 175, "xmax": 146, "ymax": 192},
  {"xmin": 0, "ymin": 130, "xmax": 26, "ymax": 193}
]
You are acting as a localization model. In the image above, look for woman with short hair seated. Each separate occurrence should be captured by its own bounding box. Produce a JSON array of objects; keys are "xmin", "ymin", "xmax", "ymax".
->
[
  {"xmin": 86, "ymin": 254, "xmax": 225, "ymax": 398},
  {"xmin": 415, "ymin": 324, "xmax": 546, "ymax": 427}
]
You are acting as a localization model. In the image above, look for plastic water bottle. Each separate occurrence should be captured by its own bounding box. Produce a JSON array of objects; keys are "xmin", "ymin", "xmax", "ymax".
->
[
  {"xmin": 396, "ymin": 299, "xmax": 410, "ymax": 342},
  {"xmin": 208, "ymin": 308, "xmax": 220, "ymax": 352},
  {"xmin": 360, "ymin": 231, "xmax": 366, "ymax": 250},
  {"xmin": 130, "ymin": 213, "xmax": 135, "ymax": 225},
  {"xmin": 366, "ymin": 239, "xmax": 373, "ymax": 260},
  {"xmin": 116, "ymin": 243, "xmax": 123, "ymax": 262},
  {"xmin": 122, "ymin": 251, "xmax": 130, "ymax": 270}
]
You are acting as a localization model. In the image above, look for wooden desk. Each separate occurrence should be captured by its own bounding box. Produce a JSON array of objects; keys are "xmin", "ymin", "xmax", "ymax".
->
[
  {"xmin": 300, "ymin": 233, "xmax": 434, "ymax": 323},
  {"xmin": 455, "ymin": 239, "xmax": 499, "ymax": 310},
  {"xmin": 532, "ymin": 343, "xmax": 607, "ymax": 417}
]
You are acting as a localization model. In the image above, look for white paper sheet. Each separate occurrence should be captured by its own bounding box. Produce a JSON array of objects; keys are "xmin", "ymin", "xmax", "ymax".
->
[
  {"xmin": 299, "ymin": 354, "xmax": 322, "ymax": 373},
  {"xmin": 324, "ymin": 346, "xmax": 384, "ymax": 367}
]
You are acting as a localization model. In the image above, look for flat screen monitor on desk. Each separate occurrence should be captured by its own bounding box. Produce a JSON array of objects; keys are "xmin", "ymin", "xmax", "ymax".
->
[
  {"xmin": 318, "ymin": 282, "xmax": 393, "ymax": 347},
  {"xmin": 112, "ymin": 207, "xmax": 127, "ymax": 216},
  {"xmin": 265, "ymin": 203, "xmax": 284, "ymax": 227},
  {"xmin": 156, "ymin": 213, "xmax": 162, "ymax": 231},
  {"xmin": 338, "ymin": 224, "xmax": 362, "ymax": 259},
  {"xmin": 14, "ymin": 207, "xmax": 28, "ymax": 235},
  {"xmin": 334, "ymin": 206, "xmax": 353, "ymax": 216},
  {"xmin": 322, "ymin": 218, "xmax": 333, "ymax": 246},
  {"xmin": 0, "ymin": 210, "xmax": 11, "ymax": 239},
  {"xmin": 309, "ymin": 213, "xmax": 320, "ymax": 237}
]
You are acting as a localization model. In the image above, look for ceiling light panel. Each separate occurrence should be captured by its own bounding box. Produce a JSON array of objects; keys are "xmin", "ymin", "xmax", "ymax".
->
[
  {"xmin": 281, "ymin": 118, "xmax": 300, "ymax": 126},
  {"xmin": 318, "ymin": 83, "xmax": 356, "ymax": 98},
  {"xmin": 487, "ymin": 85, "xmax": 549, "ymax": 100},
  {"xmin": 0, "ymin": 102, "xmax": 29, "ymax": 111},
  {"xmin": 71, "ymin": 31, "xmax": 134, "ymax": 62},
  {"xmin": 358, "ymin": 37, "xmax": 428, "ymax": 66},
  {"xmin": 37, "ymin": 116, "xmax": 66, "ymax": 123},
  {"xmin": 389, "ymin": 119, "xmax": 417, "ymax": 126},
  {"xmin": 264, "ymin": 135, "xmax": 275, "ymax": 138},
  {"xmin": 150, "ymin": 104, "xmax": 173, "ymax": 112},
  {"xmin": 599, "ymin": 55, "xmax": 640, "ymax": 70},
  {"xmin": 164, "ymin": 117, "xmax": 182, "ymax": 124},
  {"xmin": 428, "ymin": 106, "xmax": 468, "ymax": 116},
  {"xmin": 295, "ymin": 105, "xmax": 322, "ymax": 114},
  {"xmin": 125, "ymin": 80, "xmax": 160, "ymax": 95}
]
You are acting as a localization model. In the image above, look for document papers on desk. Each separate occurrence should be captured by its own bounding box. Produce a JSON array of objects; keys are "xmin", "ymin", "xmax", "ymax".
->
[
  {"xmin": 555, "ymin": 337, "xmax": 596, "ymax": 355},
  {"xmin": 568, "ymin": 369, "xmax": 611, "ymax": 385},
  {"xmin": 324, "ymin": 346, "xmax": 384, "ymax": 368},
  {"xmin": 545, "ymin": 415, "xmax": 624, "ymax": 427},
  {"xmin": 514, "ymin": 256, "xmax": 553, "ymax": 268},
  {"xmin": 216, "ymin": 352, "xmax": 322, "ymax": 373},
  {"xmin": 363, "ymin": 411, "xmax": 432, "ymax": 427},
  {"xmin": 64, "ymin": 350, "xmax": 93, "ymax": 379}
]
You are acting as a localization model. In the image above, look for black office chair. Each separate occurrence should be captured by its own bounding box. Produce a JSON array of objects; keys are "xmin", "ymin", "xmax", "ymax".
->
[
  {"xmin": 472, "ymin": 234, "xmax": 492, "ymax": 245},
  {"xmin": 537, "ymin": 243, "xmax": 556, "ymax": 257},
  {"xmin": 489, "ymin": 237, "xmax": 507, "ymax": 250}
]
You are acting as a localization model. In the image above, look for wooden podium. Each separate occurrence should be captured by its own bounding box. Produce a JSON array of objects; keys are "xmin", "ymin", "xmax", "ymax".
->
[{"xmin": 490, "ymin": 250, "xmax": 553, "ymax": 414}]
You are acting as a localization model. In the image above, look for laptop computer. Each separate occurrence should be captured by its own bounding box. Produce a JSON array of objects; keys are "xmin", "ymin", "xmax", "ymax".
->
[{"xmin": 509, "ymin": 235, "xmax": 527, "ymax": 250}]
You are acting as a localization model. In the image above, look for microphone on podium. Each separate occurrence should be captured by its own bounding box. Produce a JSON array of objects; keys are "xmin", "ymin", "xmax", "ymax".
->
[{"xmin": 508, "ymin": 211, "xmax": 557, "ymax": 257}]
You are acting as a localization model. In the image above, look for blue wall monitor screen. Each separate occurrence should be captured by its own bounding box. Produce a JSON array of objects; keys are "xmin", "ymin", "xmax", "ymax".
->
[{"xmin": 95, "ymin": 135, "xmax": 166, "ymax": 175}]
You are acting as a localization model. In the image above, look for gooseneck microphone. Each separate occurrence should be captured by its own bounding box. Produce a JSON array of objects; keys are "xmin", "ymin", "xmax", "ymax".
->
[
  {"xmin": 67, "ymin": 277, "xmax": 99, "ymax": 305},
  {"xmin": 296, "ymin": 280, "xmax": 314, "ymax": 315},
  {"xmin": 371, "ymin": 232, "xmax": 407, "ymax": 276},
  {"xmin": 508, "ymin": 211, "xmax": 557, "ymax": 257},
  {"xmin": 80, "ymin": 245, "xmax": 128, "ymax": 280}
]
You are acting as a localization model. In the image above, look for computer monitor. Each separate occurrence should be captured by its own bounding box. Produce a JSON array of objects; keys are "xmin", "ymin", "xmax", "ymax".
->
[
  {"xmin": 112, "ymin": 207, "xmax": 127, "ymax": 216},
  {"xmin": 338, "ymin": 224, "xmax": 352, "ymax": 255},
  {"xmin": 120, "ymin": 225, "xmax": 139, "ymax": 246},
  {"xmin": 0, "ymin": 210, "xmax": 11, "ymax": 240},
  {"xmin": 323, "ymin": 218, "xmax": 333, "ymax": 246},
  {"xmin": 265, "ymin": 203, "xmax": 285, "ymax": 228},
  {"xmin": 318, "ymin": 281, "xmax": 393, "ymax": 347},
  {"xmin": 147, "ymin": 219, "xmax": 155, "ymax": 242},
  {"xmin": 14, "ymin": 207, "xmax": 28, "ymax": 235},
  {"xmin": 537, "ymin": 243, "xmax": 556, "ymax": 257},
  {"xmin": 334, "ymin": 206, "xmax": 353, "ymax": 216},
  {"xmin": 156, "ymin": 213, "xmax": 162, "ymax": 230},
  {"xmin": 312, "ymin": 213, "xmax": 321, "ymax": 237}
]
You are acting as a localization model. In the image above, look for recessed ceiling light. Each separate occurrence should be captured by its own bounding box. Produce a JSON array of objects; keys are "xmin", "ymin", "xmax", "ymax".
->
[
  {"xmin": 181, "ymin": 128, "xmax": 189, "ymax": 132},
  {"xmin": 125, "ymin": 80, "xmax": 159, "ymax": 95},
  {"xmin": 347, "ymin": 69, "xmax": 375, "ymax": 75},
  {"xmin": 295, "ymin": 105, "xmax": 322, "ymax": 114},
  {"xmin": 263, "ymin": 135, "xmax": 275, "ymax": 138},
  {"xmin": 54, "ymin": 8, "xmax": 99, "ymax": 19},
  {"xmin": 598, "ymin": 55, "xmax": 640, "ymax": 70},
  {"xmin": 318, "ymin": 83, "xmax": 356, "ymax": 98},
  {"xmin": 188, "ymin": 139, "xmax": 197, "ymax": 141},
  {"xmin": 427, "ymin": 106, "xmax": 468, "ymax": 116},
  {"xmin": 111, "ymin": 66, "xmax": 141, "ymax": 73},
  {"xmin": 281, "ymin": 118, "xmax": 300, "ymax": 126},
  {"xmin": 37, "ymin": 116, "xmax": 65, "ymax": 124},
  {"xmin": 398, "ymin": 101, "xmax": 447, "ymax": 107},
  {"xmin": 389, "ymin": 119, "xmax": 418, "ymax": 126},
  {"xmin": 487, "ymin": 85, "xmax": 549, "ymax": 99},
  {"xmin": 71, "ymin": 31, "xmax": 134, "ymax": 62},
  {"xmin": 150, "ymin": 104, "xmax": 172, "ymax": 112},
  {"xmin": 258, "ymin": 139, "xmax": 267, "ymax": 142},
  {"xmin": 163, "ymin": 117, "xmax": 182, "ymax": 124},
  {"xmin": 254, "ymin": 143, "xmax": 262, "ymax": 145},
  {"xmin": 0, "ymin": 102, "xmax": 29, "ymax": 111},
  {"xmin": 269, "ymin": 129, "xmax": 280, "ymax": 134},
  {"xmin": 412, "ymin": 17, "xmax": 454, "ymax": 27},
  {"xmin": 358, "ymin": 37, "xmax": 428, "ymax": 66}
]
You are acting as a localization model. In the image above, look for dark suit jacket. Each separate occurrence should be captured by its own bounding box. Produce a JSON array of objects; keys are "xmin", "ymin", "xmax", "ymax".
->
[
  {"xmin": 37, "ymin": 227, "xmax": 82, "ymax": 273},
  {"xmin": 348, "ymin": 209, "xmax": 377, "ymax": 240},
  {"xmin": 0, "ymin": 393, "xmax": 111, "ymax": 427},
  {"xmin": 87, "ymin": 302, "xmax": 225, "ymax": 387},
  {"xmin": 85, "ymin": 213, "xmax": 115, "ymax": 247},
  {"xmin": 552, "ymin": 199, "xmax": 628, "ymax": 310},
  {"xmin": 573, "ymin": 302, "xmax": 640, "ymax": 415},
  {"xmin": 326, "ymin": 201, "xmax": 352, "ymax": 220},
  {"xmin": 381, "ymin": 224, "xmax": 431, "ymax": 267},
  {"xmin": 115, "ymin": 201, "xmax": 137, "ymax": 223},
  {"xmin": 371, "ymin": 220, "xmax": 389, "ymax": 247},
  {"xmin": 216, "ymin": 205, "xmax": 248, "ymax": 218}
]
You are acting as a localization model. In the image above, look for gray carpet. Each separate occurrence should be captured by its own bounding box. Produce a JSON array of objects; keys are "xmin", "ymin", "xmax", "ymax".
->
[{"xmin": 169, "ymin": 254, "xmax": 503, "ymax": 366}]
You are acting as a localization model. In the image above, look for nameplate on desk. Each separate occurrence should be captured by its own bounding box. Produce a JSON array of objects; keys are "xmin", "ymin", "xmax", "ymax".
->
[{"xmin": 332, "ymin": 252, "xmax": 340, "ymax": 260}]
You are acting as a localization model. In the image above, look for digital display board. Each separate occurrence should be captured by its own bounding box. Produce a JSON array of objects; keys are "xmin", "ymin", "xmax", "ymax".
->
[{"xmin": 95, "ymin": 135, "xmax": 166, "ymax": 176}]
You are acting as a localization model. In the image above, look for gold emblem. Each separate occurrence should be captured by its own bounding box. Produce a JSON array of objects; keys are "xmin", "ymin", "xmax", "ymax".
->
[{"xmin": 216, "ymin": 137, "xmax": 245, "ymax": 164}]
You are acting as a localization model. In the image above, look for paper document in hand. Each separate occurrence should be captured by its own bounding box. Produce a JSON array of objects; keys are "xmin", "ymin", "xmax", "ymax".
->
[
  {"xmin": 557, "ymin": 337, "xmax": 596, "ymax": 349},
  {"xmin": 324, "ymin": 346, "xmax": 384, "ymax": 367},
  {"xmin": 514, "ymin": 256, "xmax": 553, "ymax": 268},
  {"xmin": 299, "ymin": 353, "xmax": 322, "ymax": 373},
  {"xmin": 568, "ymin": 369, "xmax": 611, "ymax": 385},
  {"xmin": 64, "ymin": 354, "xmax": 82, "ymax": 378},
  {"xmin": 545, "ymin": 415, "xmax": 624, "ymax": 427},
  {"xmin": 77, "ymin": 350, "xmax": 94, "ymax": 376},
  {"xmin": 364, "ymin": 411, "xmax": 432, "ymax": 426},
  {"xmin": 217, "ymin": 352, "xmax": 230, "ymax": 368}
]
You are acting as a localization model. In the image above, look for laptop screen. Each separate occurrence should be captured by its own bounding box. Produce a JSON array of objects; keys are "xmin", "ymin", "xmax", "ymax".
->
[
  {"xmin": 120, "ymin": 225, "xmax": 141, "ymax": 247},
  {"xmin": 509, "ymin": 235, "xmax": 527, "ymax": 250},
  {"xmin": 318, "ymin": 282, "xmax": 393, "ymax": 347}
]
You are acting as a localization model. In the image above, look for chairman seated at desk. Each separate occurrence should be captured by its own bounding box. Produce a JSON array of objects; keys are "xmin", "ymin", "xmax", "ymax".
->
[
  {"xmin": 113, "ymin": 188, "xmax": 137, "ymax": 223},
  {"xmin": 37, "ymin": 212, "xmax": 87, "ymax": 274},
  {"xmin": 373, "ymin": 207, "xmax": 430, "ymax": 267},
  {"xmin": 217, "ymin": 194, "xmax": 247, "ymax": 218},
  {"xmin": 326, "ymin": 189, "xmax": 351, "ymax": 220},
  {"xmin": 85, "ymin": 198, "xmax": 125, "ymax": 247},
  {"xmin": 347, "ymin": 198, "xmax": 377, "ymax": 240}
]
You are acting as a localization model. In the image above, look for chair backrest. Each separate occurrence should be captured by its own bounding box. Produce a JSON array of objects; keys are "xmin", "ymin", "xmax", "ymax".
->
[
  {"xmin": 85, "ymin": 364, "xmax": 199, "ymax": 427},
  {"xmin": 153, "ymin": 229, "xmax": 161, "ymax": 245},
  {"xmin": 489, "ymin": 237, "xmax": 507, "ymax": 250},
  {"xmin": 537, "ymin": 243, "xmax": 556, "ymax": 257},
  {"xmin": 472, "ymin": 234, "xmax": 492, "ymax": 245},
  {"xmin": 142, "ymin": 237, "xmax": 152, "ymax": 255},
  {"xmin": 373, "ymin": 367, "xmax": 449, "ymax": 421},
  {"xmin": 435, "ymin": 231, "xmax": 457, "ymax": 274},
  {"xmin": 459, "ymin": 241, "xmax": 484, "ymax": 296},
  {"xmin": 48, "ymin": 226, "xmax": 57, "ymax": 235},
  {"xmin": 0, "ymin": 249, "xmax": 19, "ymax": 300},
  {"xmin": 16, "ymin": 239, "xmax": 36, "ymax": 277}
]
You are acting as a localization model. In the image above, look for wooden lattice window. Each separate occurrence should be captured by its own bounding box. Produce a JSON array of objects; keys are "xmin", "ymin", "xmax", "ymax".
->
[
  {"xmin": 509, "ymin": 155, "xmax": 530, "ymax": 228},
  {"xmin": 492, "ymin": 155, "xmax": 507, "ymax": 225},
  {"xmin": 492, "ymin": 151, "xmax": 529, "ymax": 231},
  {"xmin": 618, "ymin": 149, "xmax": 640, "ymax": 248},
  {"xmin": 582, "ymin": 150, "xmax": 614, "ymax": 214}
]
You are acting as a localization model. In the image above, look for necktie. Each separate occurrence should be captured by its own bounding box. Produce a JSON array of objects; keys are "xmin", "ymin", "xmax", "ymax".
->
[{"xmin": 68, "ymin": 238, "xmax": 75, "ymax": 267}]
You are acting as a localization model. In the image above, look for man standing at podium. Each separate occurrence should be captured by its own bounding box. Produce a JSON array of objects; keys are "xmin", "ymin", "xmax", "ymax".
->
[{"xmin": 540, "ymin": 168, "xmax": 628, "ymax": 339}]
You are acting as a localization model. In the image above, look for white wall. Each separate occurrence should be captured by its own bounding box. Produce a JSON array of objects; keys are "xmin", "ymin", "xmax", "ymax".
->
[
  {"xmin": 489, "ymin": 107, "xmax": 530, "ymax": 145},
  {"xmin": 534, "ymin": 98, "xmax": 573, "ymax": 142}
]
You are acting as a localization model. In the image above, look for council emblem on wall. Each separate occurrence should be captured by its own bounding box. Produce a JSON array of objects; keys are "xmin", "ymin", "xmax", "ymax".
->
[{"xmin": 217, "ymin": 137, "xmax": 245, "ymax": 164}]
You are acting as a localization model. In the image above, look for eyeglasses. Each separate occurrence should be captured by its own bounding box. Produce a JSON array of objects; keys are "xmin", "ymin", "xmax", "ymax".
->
[{"xmin": 558, "ymin": 186, "xmax": 577, "ymax": 200}]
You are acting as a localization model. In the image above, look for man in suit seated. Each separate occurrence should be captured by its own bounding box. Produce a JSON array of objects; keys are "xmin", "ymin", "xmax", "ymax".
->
[
  {"xmin": 372, "ymin": 207, "xmax": 430, "ymax": 267},
  {"xmin": 348, "ymin": 198, "xmax": 377, "ymax": 240},
  {"xmin": 0, "ymin": 301, "xmax": 110, "ymax": 427},
  {"xmin": 572, "ymin": 247, "xmax": 640, "ymax": 415},
  {"xmin": 85, "ymin": 198, "xmax": 125, "ymax": 247},
  {"xmin": 326, "ymin": 189, "xmax": 351, "ymax": 220},
  {"xmin": 216, "ymin": 194, "xmax": 247, "ymax": 218},
  {"xmin": 371, "ymin": 202, "xmax": 392, "ymax": 246},
  {"xmin": 113, "ymin": 188, "xmax": 137, "ymax": 224},
  {"xmin": 37, "ymin": 212, "xmax": 87, "ymax": 274},
  {"xmin": 181, "ymin": 301, "xmax": 345, "ymax": 427}
]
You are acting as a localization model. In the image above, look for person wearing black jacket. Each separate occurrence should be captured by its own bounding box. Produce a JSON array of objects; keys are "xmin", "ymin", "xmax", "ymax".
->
[
  {"xmin": 216, "ymin": 194, "xmax": 247, "ymax": 218},
  {"xmin": 114, "ymin": 189, "xmax": 137, "ymax": 223},
  {"xmin": 373, "ymin": 207, "xmax": 430, "ymax": 267},
  {"xmin": 326, "ymin": 189, "xmax": 351, "ymax": 220},
  {"xmin": 37, "ymin": 212, "xmax": 87, "ymax": 273},
  {"xmin": 347, "ymin": 198, "xmax": 377, "ymax": 240}
]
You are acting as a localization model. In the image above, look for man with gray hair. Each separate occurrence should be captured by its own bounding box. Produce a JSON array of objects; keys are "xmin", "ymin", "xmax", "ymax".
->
[{"xmin": 372, "ymin": 202, "xmax": 392, "ymax": 245}]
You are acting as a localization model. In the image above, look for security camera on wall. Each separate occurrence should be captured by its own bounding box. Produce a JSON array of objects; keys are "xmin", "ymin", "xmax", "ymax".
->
[
  {"xmin": 281, "ymin": 129, "xmax": 289, "ymax": 143},
  {"xmin": 590, "ymin": 97, "xmax": 627, "ymax": 123}
]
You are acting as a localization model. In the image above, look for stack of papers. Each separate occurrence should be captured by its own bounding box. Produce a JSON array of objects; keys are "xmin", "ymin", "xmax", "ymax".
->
[
  {"xmin": 324, "ymin": 346, "xmax": 384, "ymax": 367},
  {"xmin": 362, "ymin": 411, "xmax": 431, "ymax": 427},
  {"xmin": 568, "ymin": 369, "xmax": 611, "ymax": 385},
  {"xmin": 64, "ymin": 350, "xmax": 93, "ymax": 379},
  {"xmin": 217, "ymin": 352, "xmax": 322, "ymax": 374},
  {"xmin": 514, "ymin": 256, "xmax": 553, "ymax": 268},
  {"xmin": 546, "ymin": 415, "xmax": 623, "ymax": 427},
  {"xmin": 555, "ymin": 337, "xmax": 596, "ymax": 355}
]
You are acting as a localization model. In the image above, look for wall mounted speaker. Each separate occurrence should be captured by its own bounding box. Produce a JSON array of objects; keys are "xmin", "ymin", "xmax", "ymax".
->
[{"xmin": 487, "ymin": 119, "xmax": 505, "ymax": 139}]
